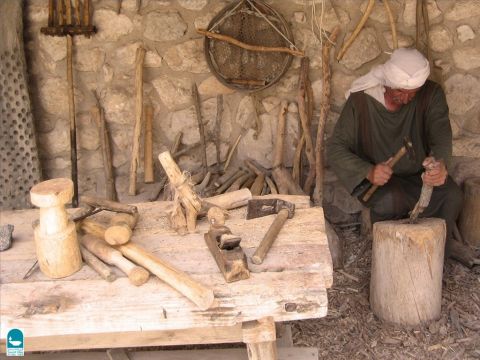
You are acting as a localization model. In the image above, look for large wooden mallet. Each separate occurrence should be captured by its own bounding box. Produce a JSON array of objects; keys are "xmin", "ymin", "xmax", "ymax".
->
[{"xmin": 362, "ymin": 138, "xmax": 415, "ymax": 202}]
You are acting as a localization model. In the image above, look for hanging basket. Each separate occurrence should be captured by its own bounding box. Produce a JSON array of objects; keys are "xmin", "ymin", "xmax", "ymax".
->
[{"xmin": 203, "ymin": 0, "xmax": 296, "ymax": 92}]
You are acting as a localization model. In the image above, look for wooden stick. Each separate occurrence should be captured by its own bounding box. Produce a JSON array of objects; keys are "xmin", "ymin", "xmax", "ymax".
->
[
  {"xmin": 192, "ymin": 83, "xmax": 208, "ymax": 177},
  {"xmin": 144, "ymin": 104, "xmax": 154, "ymax": 183},
  {"xmin": 265, "ymin": 176, "xmax": 278, "ymax": 195},
  {"xmin": 292, "ymin": 134, "xmax": 305, "ymax": 183},
  {"xmin": 313, "ymin": 27, "xmax": 340, "ymax": 206},
  {"xmin": 81, "ymin": 235, "xmax": 149, "ymax": 286},
  {"xmin": 336, "ymin": 0, "xmax": 375, "ymax": 60},
  {"xmin": 227, "ymin": 172, "xmax": 252, "ymax": 193},
  {"xmin": 273, "ymin": 101, "xmax": 288, "ymax": 169},
  {"xmin": 67, "ymin": 34, "xmax": 78, "ymax": 207},
  {"xmin": 169, "ymin": 194, "xmax": 188, "ymax": 235},
  {"xmin": 416, "ymin": 0, "xmax": 422, "ymax": 50},
  {"xmin": 83, "ymin": 0, "xmax": 90, "ymax": 26},
  {"xmin": 298, "ymin": 58, "xmax": 316, "ymax": 194},
  {"xmin": 65, "ymin": 0, "xmax": 72, "ymax": 24},
  {"xmin": 250, "ymin": 174, "xmax": 265, "ymax": 196},
  {"xmin": 92, "ymin": 104, "xmax": 117, "ymax": 201},
  {"xmin": 80, "ymin": 195, "xmax": 138, "ymax": 214},
  {"xmin": 216, "ymin": 169, "xmax": 246, "ymax": 194},
  {"xmin": 80, "ymin": 245, "xmax": 116, "ymax": 282},
  {"xmin": 215, "ymin": 95, "xmax": 223, "ymax": 167},
  {"xmin": 202, "ymin": 188, "xmax": 252, "ymax": 211},
  {"xmin": 197, "ymin": 29, "xmax": 305, "ymax": 57},
  {"xmin": 48, "ymin": 0, "xmax": 55, "ymax": 27},
  {"xmin": 250, "ymin": 94, "xmax": 262, "ymax": 140},
  {"xmin": 383, "ymin": 0, "xmax": 398, "ymax": 49},
  {"xmin": 58, "ymin": 0, "xmax": 64, "ymax": 25},
  {"xmin": 128, "ymin": 46, "xmax": 146, "ymax": 196},
  {"xmin": 422, "ymin": 0, "xmax": 431, "ymax": 63},
  {"xmin": 117, "ymin": 242, "xmax": 215, "ymax": 310},
  {"xmin": 74, "ymin": 0, "xmax": 81, "ymax": 26},
  {"xmin": 224, "ymin": 134, "xmax": 242, "ymax": 172}
]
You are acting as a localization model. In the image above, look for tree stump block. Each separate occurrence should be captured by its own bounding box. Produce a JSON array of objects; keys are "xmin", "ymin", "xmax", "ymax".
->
[
  {"xmin": 370, "ymin": 218, "xmax": 446, "ymax": 326},
  {"xmin": 458, "ymin": 177, "xmax": 480, "ymax": 246}
]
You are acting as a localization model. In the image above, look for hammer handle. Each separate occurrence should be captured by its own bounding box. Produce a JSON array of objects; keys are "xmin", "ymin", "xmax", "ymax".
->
[
  {"xmin": 251, "ymin": 208, "xmax": 289, "ymax": 265},
  {"xmin": 362, "ymin": 146, "xmax": 408, "ymax": 202},
  {"xmin": 116, "ymin": 242, "xmax": 215, "ymax": 310},
  {"xmin": 80, "ymin": 245, "xmax": 116, "ymax": 282}
]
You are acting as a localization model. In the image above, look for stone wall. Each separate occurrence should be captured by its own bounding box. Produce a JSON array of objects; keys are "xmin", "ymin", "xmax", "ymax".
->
[{"xmin": 24, "ymin": 0, "xmax": 480, "ymax": 212}]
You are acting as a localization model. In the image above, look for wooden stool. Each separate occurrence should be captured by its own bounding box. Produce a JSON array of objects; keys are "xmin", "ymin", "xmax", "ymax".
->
[
  {"xmin": 370, "ymin": 218, "xmax": 445, "ymax": 326},
  {"xmin": 30, "ymin": 178, "xmax": 82, "ymax": 278},
  {"xmin": 458, "ymin": 177, "xmax": 480, "ymax": 246}
]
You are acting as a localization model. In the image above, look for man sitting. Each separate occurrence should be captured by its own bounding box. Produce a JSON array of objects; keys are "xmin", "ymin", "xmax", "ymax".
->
[{"xmin": 327, "ymin": 47, "xmax": 475, "ymax": 266}]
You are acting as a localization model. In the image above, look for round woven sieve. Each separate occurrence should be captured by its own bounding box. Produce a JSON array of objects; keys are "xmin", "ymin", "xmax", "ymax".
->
[{"xmin": 204, "ymin": 0, "xmax": 295, "ymax": 92}]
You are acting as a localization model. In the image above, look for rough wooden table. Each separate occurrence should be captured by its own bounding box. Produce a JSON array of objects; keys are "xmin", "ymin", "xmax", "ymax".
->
[{"xmin": 0, "ymin": 200, "xmax": 332, "ymax": 359}]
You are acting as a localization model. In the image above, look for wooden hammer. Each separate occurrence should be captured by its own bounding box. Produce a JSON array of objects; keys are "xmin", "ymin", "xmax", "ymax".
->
[{"xmin": 362, "ymin": 138, "xmax": 415, "ymax": 202}]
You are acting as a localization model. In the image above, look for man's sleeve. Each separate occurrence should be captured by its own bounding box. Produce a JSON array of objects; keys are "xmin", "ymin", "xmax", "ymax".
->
[
  {"xmin": 327, "ymin": 96, "xmax": 373, "ymax": 194},
  {"xmin": 425, "ymin": 86, "xmax": 453, "ymax": 170}
]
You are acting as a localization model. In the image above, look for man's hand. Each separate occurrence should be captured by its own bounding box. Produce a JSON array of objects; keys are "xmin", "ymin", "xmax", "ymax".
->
[
  {"xmin": 367, "ymin": 159, "xmax": 393, "ymax": 186},
  {"xmin": 422, "ymin": 157, "xmax": 447, "ymax": 186}
]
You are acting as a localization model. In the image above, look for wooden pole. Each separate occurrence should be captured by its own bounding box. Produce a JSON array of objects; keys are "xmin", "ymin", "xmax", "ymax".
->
[
  {"xmin": 192, "ymin": 83, "xmax": 208, "ymax": 176},
  {"xmin": 312, "ymin": 27, "xmax": 339, "ymax": 205},
  {"xmin": 143, "ymin": 104, "xmax": 154, "ymax": 183},
  {"xmin": 298, "ymin": 58, "xmax": 316, "ymax": 194},
  {"xmin": 80, "ymin": 245, "xmax": 116, "ymax": 282},
  {"xmin": 67, "ymin": 34, "xmax": 79, "ymax": 207},
  {"xmin": 92, "ymin": 104, "xmax": 117, "ymax": 201},
  {"xmin": 370, "ymin": 218, "xmax": 445, "ymax": 325},
  {"xmin": 83, "ymin": 0, "xmax": 90, "ymax": 26},
  {"xmin": 57, "ymin": 0, "xmax": 64, "ymax": 25},
  {"xmin": 128, "ymin": 45, "xmax": 146, "ymax": 196},
  {"xmin": 65, "ymin": 0, "xmax": 72, "ymax": 24},
  {"xmin": 48, "ymin": 0, "xmax": 55, "ymax": 26}
]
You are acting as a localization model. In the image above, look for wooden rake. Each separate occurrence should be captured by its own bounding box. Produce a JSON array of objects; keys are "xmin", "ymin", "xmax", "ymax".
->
[{"xmin": 41, "ymin": 0, "xmax": 96, "ymax": 207}]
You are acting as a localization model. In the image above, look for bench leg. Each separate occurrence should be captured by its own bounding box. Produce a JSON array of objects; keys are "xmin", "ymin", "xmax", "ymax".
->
[{"xmin": 242, "ymin": 317, "xmax": 277, "ymax": 360}]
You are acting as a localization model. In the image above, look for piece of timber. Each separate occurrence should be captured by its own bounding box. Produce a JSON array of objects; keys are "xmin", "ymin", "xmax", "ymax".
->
[
  {"xmin": 104, "ymin": 212, "xmax": 139, "ymax": 245},
  {"xmin": 204, "ymin": 226, "xmax": 249, "ymax": 283},
  {"xmin": 80, "ymin": 245, "xmax": 116, "ymax": 282},
  {"xmin": 80, "ymin": 195, "xmax": 138, "ymax": 214}
]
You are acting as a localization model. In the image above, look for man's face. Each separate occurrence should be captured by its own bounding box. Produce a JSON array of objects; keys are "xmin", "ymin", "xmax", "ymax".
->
[{"xmin": 385, "ymin": 87, "xmax": 421, "ymax": 105}]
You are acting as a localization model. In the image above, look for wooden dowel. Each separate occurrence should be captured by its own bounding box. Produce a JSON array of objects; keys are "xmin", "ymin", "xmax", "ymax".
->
[
  {"xmin": 383, "ymin": 0, "xmax": 398, "ymax": 49},
  {"xmin": 224, "ymin": 134, "xmax": 242, "ymax": 172},
  {"xmin": 192, "ymin": 83, "xmax": 208, "ymax": 176},
  {"xmin": 144, "ymin": 104, "xmax": 154, "ymax": 183},
  {"xmin": 197, "ymin": 29, "xmax": 305, "ymax": 57},
  {"xmin": 215, "ymin": 95, "xmax": 223, "ymax": 167},
  {"xmin": 80, "ymin": 245, "xmax": 116, "ymax": 282},
  {"xmin": 129, "ymin": 46, "xmax": 146, "ymax": 196}
]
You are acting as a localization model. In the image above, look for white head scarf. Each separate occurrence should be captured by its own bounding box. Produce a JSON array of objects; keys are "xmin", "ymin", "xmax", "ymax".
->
[{"xmin": 345, "ymin": 48, "xmax": 430, "ymax": 105}]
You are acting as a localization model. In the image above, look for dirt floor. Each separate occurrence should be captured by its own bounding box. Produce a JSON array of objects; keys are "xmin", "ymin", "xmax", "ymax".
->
[{"xmin": 291, "ymin": 223, "xmax": 480, "ymax": 360}]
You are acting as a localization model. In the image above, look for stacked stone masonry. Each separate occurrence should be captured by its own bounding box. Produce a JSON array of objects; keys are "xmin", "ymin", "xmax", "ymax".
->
[{"xmin": 24, "ymin": 0, "xmax": 480, "ymax": 212}]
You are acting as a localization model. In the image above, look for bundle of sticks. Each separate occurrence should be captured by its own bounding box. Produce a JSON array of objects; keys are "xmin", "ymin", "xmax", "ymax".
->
[{"xmin": 42, "ymin": 0, "xmax": 94, "ymax": 36}]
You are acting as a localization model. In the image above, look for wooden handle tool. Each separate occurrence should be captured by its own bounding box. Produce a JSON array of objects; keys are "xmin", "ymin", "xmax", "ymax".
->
[
  {"xmin": 104, "ymin": 213, "xmax": 138, "ymax": 245},
  {"xmin": 251, "ymin": 208, "xmax": 289, "ymax": 265},
  {"xmin": 81, "ymin": 235, "xmax": 149, "ymax": 286},
  {"xmin": 144, "ymin": 104, "xmax": 154, "ymax": 183},
  {"xmin": 80, "ymin": 245, "xmax": 116, "ymax": 282},
  {"xmin": 117, "ymin": 242, "xmax": 215, "ymax": 310}
]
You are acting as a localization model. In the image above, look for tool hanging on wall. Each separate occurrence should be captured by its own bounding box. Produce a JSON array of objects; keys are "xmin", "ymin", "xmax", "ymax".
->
[{"xmin": 41, "ymin": 0, "xmax": 96, "ymax": 207}]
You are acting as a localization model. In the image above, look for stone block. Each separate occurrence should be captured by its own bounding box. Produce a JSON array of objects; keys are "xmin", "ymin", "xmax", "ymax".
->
[
  {"xmin": 339, "ymin": 28, "xmax": 381, "ymax": 71},
  {"xmin": 452, "ymin": 47, "xmax": 480, "ymax": 70},
  {"xmin": 445, "ymin": 0, "xmax": 480, "ymax": 21},
  {"xmin": 164, "ymin": 39, "xmax": 209, "ymax": 73},
  {"xmin": 144, "ymin": 11, "xmax": 187, "ymax": 41},
  {"xmin": 152, "ymin": 75, "xmax": 192, "ymax": 110},
  {"xmin": 444, "ymin": 73, "xmax": 480, "ymax": 115},
  {"xmin": 456, "ymin": 25, "xmax": 475, "ymax": 42},
  {"xmin": 94, "ymin": 10, "xmax": 134, "ymax": 42}
]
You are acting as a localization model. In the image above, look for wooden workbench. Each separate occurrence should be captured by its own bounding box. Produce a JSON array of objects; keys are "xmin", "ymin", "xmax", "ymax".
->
[{"xmin": 0, "ymin": 200, "xmax": 332, "ymax": 359}]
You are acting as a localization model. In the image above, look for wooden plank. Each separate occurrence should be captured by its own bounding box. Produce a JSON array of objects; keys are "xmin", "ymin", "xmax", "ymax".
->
[
  {"xmin": 0, "ymin": 273, "xmax": 327, "ymax": 342},
  {"xmin": 4, "ymin": 347, "xmax": 318, "ymax": 360},
  {"xmin": 1, "ymin": 325, "xmax": 244, "ymax": 353}
]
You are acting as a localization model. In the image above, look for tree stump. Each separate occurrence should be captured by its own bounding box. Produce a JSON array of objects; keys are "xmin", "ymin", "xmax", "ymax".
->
[
  {"xmin": 370, "ymin": 218, "xmax": 446, "ymax": 326},
  {"xmin": 458, "ymin": 177, "xmax": 480, "ymax": 246}
]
